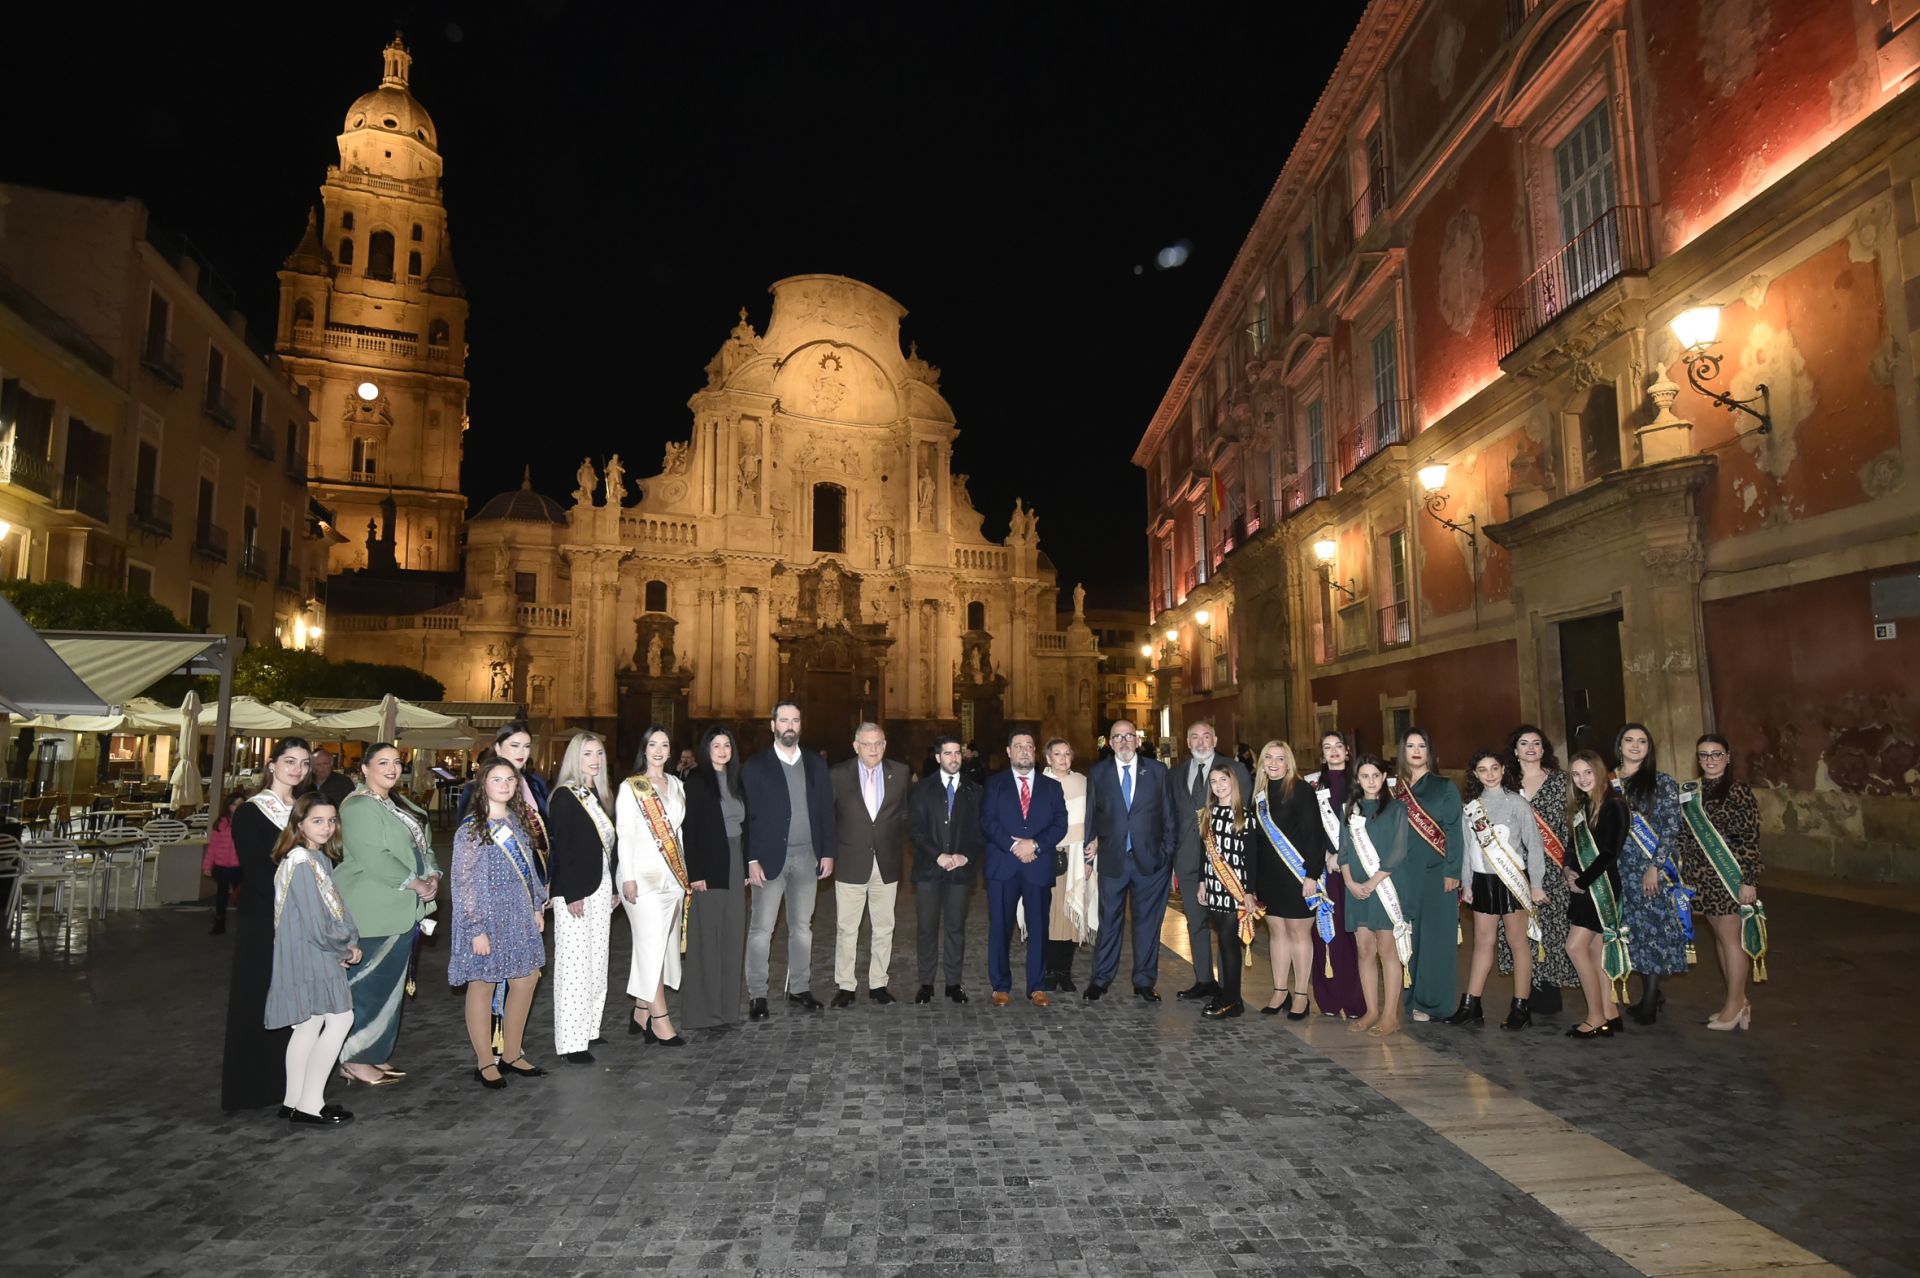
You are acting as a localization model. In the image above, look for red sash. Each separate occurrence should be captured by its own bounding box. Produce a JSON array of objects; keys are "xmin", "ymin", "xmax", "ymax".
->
[
  {"xmin": 1401, "ymin": 782, "xmax": 1448, "ymax": 860},
  {"xmin": 1534, "ymin": 808, "xmax": 1567, "ymax": 869}
]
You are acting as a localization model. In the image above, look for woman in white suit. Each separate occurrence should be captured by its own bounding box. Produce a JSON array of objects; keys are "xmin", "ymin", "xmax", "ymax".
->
[{"xmin": 616, "ymin": 725, "xmax": 689, "ymax": 1046}]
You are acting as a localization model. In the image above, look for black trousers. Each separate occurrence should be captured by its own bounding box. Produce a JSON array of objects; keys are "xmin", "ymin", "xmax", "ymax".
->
[
  {"xmin": 1211, "ymin": 914, "xmax": 1244, "ymax": 1004},
  {"xmin": 211, "ymin": 866, "xmax": 243, "ymax": 926},
  {"xmin": 1045, "ymin": 939, "xmax": 1077, "ymax": 978},
  {"xmin": 916, "ymin": 881, "xmax": 971, "ymax": 986}
]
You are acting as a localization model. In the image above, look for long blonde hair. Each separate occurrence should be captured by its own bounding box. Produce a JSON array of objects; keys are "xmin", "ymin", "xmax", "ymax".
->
[
  {"xmin": 1256, "ymin": 739, "xmax": 1302, "ymax": 799},
  {"xmin": 554, "ymin": 731, "xmax": 613, "ymax": 814}
]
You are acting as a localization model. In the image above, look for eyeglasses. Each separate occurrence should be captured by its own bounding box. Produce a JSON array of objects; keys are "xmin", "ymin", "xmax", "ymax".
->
[
  {"xmin": 1110, "ymin": 732, "xmax": 1138, "ymax": 741},
  {"xmin": 1697, "ymin": 750, "xmax": 1728, "ymax": 760}
]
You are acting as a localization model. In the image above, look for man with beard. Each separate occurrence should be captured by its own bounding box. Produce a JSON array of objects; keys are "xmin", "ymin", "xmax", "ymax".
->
[{"xmin": 740, "ymin": 700, "xmax": 837, "ymax": 1020}]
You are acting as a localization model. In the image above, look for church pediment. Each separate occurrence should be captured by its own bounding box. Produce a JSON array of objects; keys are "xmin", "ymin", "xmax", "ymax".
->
[{"xmin": 771, "ymin": 341, "xmax": 899, "ymax": 425}]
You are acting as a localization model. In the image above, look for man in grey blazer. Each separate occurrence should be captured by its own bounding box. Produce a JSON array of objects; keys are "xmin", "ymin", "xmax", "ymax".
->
[
  {"xmin": 829, "ymin": 722, "xmax": 913, "ymax": 1006},
  {"xmin": 1170, "ymin": 718, "xmax": 1251, "ymax": 1002}
]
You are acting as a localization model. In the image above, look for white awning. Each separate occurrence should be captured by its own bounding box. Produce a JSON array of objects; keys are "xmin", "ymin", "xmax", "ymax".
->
[
  {"xmin": 0, "ymin": 595, "xmax": 109, "ymax": 717},
  {"xmin": 199, "ymin": 695, "xmax": 313, "ymax": 734},
  {"xmin": 43, "ymin": 633, "xmax": 225, "ymax": 708}
]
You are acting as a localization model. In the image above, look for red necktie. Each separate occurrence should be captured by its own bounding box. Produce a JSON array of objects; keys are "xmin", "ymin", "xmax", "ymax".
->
[{"xmin": 1018, "ymin": 773, "xmax": 1031, "ymax": 819}]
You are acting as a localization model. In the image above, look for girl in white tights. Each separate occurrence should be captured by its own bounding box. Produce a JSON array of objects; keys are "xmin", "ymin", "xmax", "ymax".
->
[{"xmin": 264, "ymin": 796, "xmax": 363, "ymax": 1125}]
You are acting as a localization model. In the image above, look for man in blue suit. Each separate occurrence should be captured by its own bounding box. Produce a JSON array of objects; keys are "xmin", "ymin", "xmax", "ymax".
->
[
  {"xmin": 979, "ymin": 728, "xmax": 1068, "ymax": 1007},
  {"xmin": 1081, "ymin": 718, "xmax": 1179, "ymax": 1002}
]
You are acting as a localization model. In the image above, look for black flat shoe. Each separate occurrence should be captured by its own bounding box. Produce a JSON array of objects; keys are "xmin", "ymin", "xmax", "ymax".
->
[
  {"xmin": 946, "ymin": 985, "xmax": 968, "ymax": 1004},
  {"xmin": 788, "ymin": 991, "xmax": 824, "ymax": 1011},
  {"xmin": 1605, "ymin": 1015, "xmax": 1625, "ymax": 1035},
  {"xmin": 749, "ymin": 997, "xmax": 770, "ymax": 1021},
  {"xmin": 502, "ymin": 1054, "xmax": 547, "ymax": 1078},
  {"xmin": 278, "ymin": 1103, "xmax": 346, "ymax": 1119},
  {"xmin": 289, "ymin": 1108, "xmax": 353, "ymax": 1125},
  {"xmin": 1083, "ymin": 983, "xmax": 1106, "ymax": 1002},
  {"xmin": 1566, "ymin": 1023, "xmax": 1604, "ymax": 1040},
  {"xmin": 1134, "ymin": 986, "xmax": 1161, "ymax": 1003},
  {"xmin": 831, "ymin": 990, "xmax": 857, "ymax": 1009},
  {"xmin": 869, "ymin": 988, "xmax": 895, "ymax": 1005},
  {"xmin": 588, "ymin": 1036, "xmax": 607, "ymax": 1046},
  {"xmin": 915, "ymin": 985, "xmax": 934, "ymax": 1004},
  {"xmin": 473, "ymin": 1063, "xmax": 508, "ymax": 1089},
  {"xmin": 563, "ymin": 1050, "xmax": 596, "ymax": 1064}
]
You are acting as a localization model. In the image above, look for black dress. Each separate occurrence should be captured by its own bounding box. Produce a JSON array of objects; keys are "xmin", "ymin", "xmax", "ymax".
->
[
  {"xmin": 1252, "ymin": 779, "xmax": 1332, "ymax": 919},
  {"xmin": 1567, "ymin": 796, "xmax": 1627, "ymax": 934},
  {"xmin": 220, "ymin": 800, "xmax": 292, "ymax": 1110}
]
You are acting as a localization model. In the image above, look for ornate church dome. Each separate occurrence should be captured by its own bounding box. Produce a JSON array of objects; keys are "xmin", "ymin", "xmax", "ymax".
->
[
  {"xmin": 342, "ymin": 36, "xmax": 438, "ymax": 151},
  {"xmin": 471, "ymin": 468, "xmax": 567, "ymax": 525}
]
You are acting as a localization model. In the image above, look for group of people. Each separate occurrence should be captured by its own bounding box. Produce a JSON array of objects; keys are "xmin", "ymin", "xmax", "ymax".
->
[{"xmin": 218, "ymin": 704, "xmax": 1768, "ymax": 1123}]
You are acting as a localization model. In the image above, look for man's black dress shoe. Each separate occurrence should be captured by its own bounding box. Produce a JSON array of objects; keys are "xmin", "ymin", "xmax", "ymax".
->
[
  {"xmin": 788, "ymin": 991, "xmax": 824, "ymax": 1011},
  {"xmin": 1134, "ymin": 986, "xmax": 1161, "ymax": 1003},
  {"xmin": 1176, "ymin": 982, "xmax": 1218, "ymax": 1001},
  {"xmin": 869, "ymin": 988, "xmax": 895, "ymax": 1005},
  {"xmin": 749, "ymin": 997, "xmax": 770, "ymax": 1020},
  {"xmin": 915, "ymin": 985, "xmax": 934, "ymax": 1004},
  {"xmin": 1202, "ymin": 1000, "xmax": 1245, "ymax": 1019},
  {"xmin": 831, "ymin": 990, "xmax": 857, "ymax": 1009},
  {"xmin": 1083, "ymin": 983, "xmax": 1107, "ymax": 1002},
  {"xmin": 564, "ymin": 1050, "xmax": 596, "ymax": 1064},
  {"xmin": 290, "ymin": 1108, "xmax": 353, "ymax": 1125},
  {"xmin": 946, "ymin": 985, "xmax": 968, "ymax": 1004}
]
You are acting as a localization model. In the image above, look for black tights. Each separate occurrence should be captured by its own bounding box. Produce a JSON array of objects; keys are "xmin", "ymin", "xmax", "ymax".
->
[{"xmin": 1636, "ymin": 972, "xmax": 1664, "ymax": 1008}]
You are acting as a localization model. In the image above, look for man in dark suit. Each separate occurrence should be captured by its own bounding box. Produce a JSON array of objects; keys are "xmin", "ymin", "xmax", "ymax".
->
[
  {"xmin": 740, "ymin": 700, "xmax": 837, "ymax": 1020},
  {"xmin": 1170, "ymin": 718, "xmax": 1252, "ymax": 1002},
  {"xmin": 1082, "ymin": 718, "xmax": 1179, "ymax": 1001},
  {"xmin": 907, "ymin": 734, "xmax": 981, "ymax": 1004},
  {"xmin": 828, "ymin": 722, "xmax": 912, "ymax": 1006},
  {"xmin": 979, "ymin": 728, "xmax": 1068, "ymax": 1007}
]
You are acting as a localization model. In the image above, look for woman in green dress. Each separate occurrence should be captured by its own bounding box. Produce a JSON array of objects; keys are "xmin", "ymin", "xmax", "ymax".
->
[
  {"xmin": 1397, "ymin": 728, "xmax": 1464, "ymax": 1022},
  {"xmin": 1338, "ymin": 755, "xmax": 1415, "ymax": 1038}
]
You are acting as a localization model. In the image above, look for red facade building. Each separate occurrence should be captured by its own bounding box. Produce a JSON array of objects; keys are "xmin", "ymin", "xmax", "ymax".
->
[{"xmin": 1135, "ymin": 0, "xmax": 1920, "ymax": 880}]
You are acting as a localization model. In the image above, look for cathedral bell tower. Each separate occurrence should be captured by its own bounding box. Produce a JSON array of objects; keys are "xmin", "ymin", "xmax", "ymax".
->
[{"xmin": 275, "ymin": 34, "xmax": 469, "ymax": 575}]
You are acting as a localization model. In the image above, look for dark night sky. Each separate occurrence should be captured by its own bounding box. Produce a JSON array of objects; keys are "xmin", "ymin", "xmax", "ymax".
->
[{"xmin": 9, "ymin": 3, "xmax": 1358, "ymax": 607}]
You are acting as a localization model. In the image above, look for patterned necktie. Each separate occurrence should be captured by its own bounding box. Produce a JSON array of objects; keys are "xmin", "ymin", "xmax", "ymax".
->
[{"xmin": 1018, "ymin": 773, "xmax": 1031, "ymax": 820}]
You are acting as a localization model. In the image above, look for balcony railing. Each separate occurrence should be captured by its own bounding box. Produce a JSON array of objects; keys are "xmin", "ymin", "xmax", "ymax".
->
[
  {"xmin": 1288, "ymin": 271, "xmax": 1319, "ymax": 323},
  {"xmin": 1379, "ymin": 599, "xmax": 1411, "ymax": 648},
  {"xmin": 129, "ymin": 490, "xmax": 173, "ymax": 538},
  {"xmin": 516, "ymin": 602, "xmax": 573, "ymax": 629},
  {"xmin": 192, "ymin": 522, "xmax": 229, "ymax": 564},
  {"xmin": 140, "ymin": 334, "xmax": 183, "ymax": 386},
  {"xmin": 55, "ymin": 473, "xmax": 110, "ymax": 523},
  {"xmin": 1281, "ymin": 461, "xmax": 1330, "ymax": 514},
  {"xmin": 276, "ymin": 564, "xmax": 303, "ymax": 595},
  {"xmin": 1337, "ymin": 398, "xmax": 1413, "ymax": 477},
  {"xmin": 1350, "ymin": 167, "xmax": 1393, "ymax": 238},
  {"xmin": 247, "ymin": 426, "xmax": 275, "ymax": 460},
  {"xmin": 238, "ymin": 543, "xmax": 268, "ymax": 581},
  {"xmin": 203, "ymin": 387, "xmax": 237, "ymax": 430},
  {"xmin": 0, "ymin": 433, "xmax": 56, "ymax": 498},
  {"xmin": 1494, "ymin": 204, "xmax": 1650, "ymax": 361},
  {"xmin": 1245, "ymin": 316, "xmax": 1271, "ymax": 357}
]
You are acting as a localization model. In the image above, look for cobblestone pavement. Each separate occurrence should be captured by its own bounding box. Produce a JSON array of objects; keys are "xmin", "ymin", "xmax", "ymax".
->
[{"xmin": 0, "ymin": 873, "xmax": 1909, "ymax": 1276}]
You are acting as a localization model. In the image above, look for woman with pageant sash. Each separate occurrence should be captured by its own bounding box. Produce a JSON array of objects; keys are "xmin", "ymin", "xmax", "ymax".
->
[
  {"xmin": 679, "ymin": 726, "xmax": 749, "ymax": 1031},
  {"xmin": 547, "ymin": 732, "xmax": 618, "ymax": 1063},
  {"xmin": 1678, "ymin": 734, "xmax": 1764, "ymax": 1031},
  {"xmin": 1448, "ymin": 751, "xmax": 1548, "ymax": 1030},
  {"xmin": 458, "ymin": 721, "xmax": 552, "ymax": 883},
  {"xmin": 334, "ymin": 742, "xmax": 441, "ymax": 1086},
  {"xmin": 221, "ymin": 736, "xmax": 311, "ymax": 1112},
  {"xmin": 450, "ymin": 761, "xmax": 549, "ymax": 1088},
  {"xmin": 616, "ymin": 725, "xmax": 689, "ymax": 1047},
  {"xmin": 1305, "ymin": 732, "xmax": 1367, "ymax": 1018},
  {"xmin": 1196, "ymin": 762, "xmax": 1261, "ymax": 1020},
  {"xmin": 1250, "ymin": 740, "xmax": 1331, "ymax": 1019},
  {"xmin": 1564, "ymin": 750, "xmax": 1628, "ymax": 1040},
  {"xmin": 1498, "ymin": 725, "xmax": 1580, "ymax": 1016},
  {"xmin": 1338, "ymin": 755, "xmax": 1414, "ymax": 1038},
  {"xmin": 1396, "ymin": 728, "xmax": 1464, "ymax": 1023},
  {"xmin": 1613, "ymin": 723, "xmax": 1690, "ymax": 1024}
]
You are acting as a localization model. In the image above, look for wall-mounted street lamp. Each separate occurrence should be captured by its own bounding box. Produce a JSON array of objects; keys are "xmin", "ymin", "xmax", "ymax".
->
[
  {"xmin": 1417, "ymin": 464, "xmax": 1479, "ymax": 551},
  {"xmin": 1163, "ymin": 627, "xmax": 1178, "ymax": 642},
  {"xmin": 1668, "ymin": 304, "xmax": 1771, "ymax": 435},
  {"xmin": 1139, "ymin": 644, "xmax": 1152, "ymax": 658},
  {"xmin": 1311, "ymin": 537, "xmax": 1357, "ymax": 601},
  {"xmin": 1194, "ymin": 609, "xmax": 1211, "ymax": 626}
]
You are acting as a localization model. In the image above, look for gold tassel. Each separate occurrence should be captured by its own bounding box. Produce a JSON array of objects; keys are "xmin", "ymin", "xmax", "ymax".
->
[
  {"xmin": 1323, "ymin": 950, "xmax": 1334, "ymax": 980},
  {"xmin": 405, "ymin": 978, "xmax": 417, "ymax": 997},
  {"xmin": 490, "ymin": 1016, "xmax": 504, "ymax": 1056},
  {"xmin": 1533, "ymin": 939, "xmax": 1544, "ymax": 963},
  {"xmin": 1753, "ymin": 955, "xmax": 1768, "ymax": 984},
  {"xmin": 1402, "ymin": 967, "xmax": 1412, "ymax": 989},
  {"xmin": 1686, "ymin": 942, "xmax": 1697, "ymax": 966},
  {"xmin": 1456, "ymin": 920, "xmax": 1463, "ymax": 946}
]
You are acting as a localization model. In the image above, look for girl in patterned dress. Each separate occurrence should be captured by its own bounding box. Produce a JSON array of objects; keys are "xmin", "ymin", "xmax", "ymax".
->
[
  {"xmin": 1497, "ymin": 726, "xmax": 1581, "ymax": 1016},
  {"xmin": 1614, "ymin": 723, "xmax": 1690, "ymax": 1025},
  {"xmin": 450, "ymin": 761, "xmax": 550, "ymax": 1088},
  {"xmin": 1679, "ymin": 734, "xmax": 1764, "ymax": 1031},
  {"xmin": 265, "ymin": 795, "xmax": 361, "ymax": 1125}
]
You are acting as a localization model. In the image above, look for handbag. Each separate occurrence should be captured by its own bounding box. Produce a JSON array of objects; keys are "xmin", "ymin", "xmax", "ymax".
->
[{"xmin": 1052, "ymin": 846, "xmax": 1069, "ymax": 876}]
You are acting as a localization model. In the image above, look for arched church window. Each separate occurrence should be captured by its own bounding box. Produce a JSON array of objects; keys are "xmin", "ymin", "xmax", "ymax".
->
[
  {"xmin": 337, "ymin": 238, "xmax": 354, "ymax": 266},
  {"xmin": 427, "ymin": 319, "xmax": 451, "ymax": 347},
  {"xmin": 293, "ymin": 298, "xmax": 314, "ymax": 326},
  {"xmin": 812, "ymin": 483, "xmax": 845, "ymax": 554},
  {"xmin": 966, "ymin": 601, "xmax": 986, "ymax": 630},
  {"xmin": 410, "ymin": 224, "xmax": 424, "ymax": 241},
  {"xmin": 644, "ymin": 580, "xmax": 669, "ymax": 613},
  {"xmin": 366, "ymin": 231, "xmax": 395, "ymax": 282},
  {"xmin": 341, "ymin": 212, "xmax": 354, "ymax": 231}
]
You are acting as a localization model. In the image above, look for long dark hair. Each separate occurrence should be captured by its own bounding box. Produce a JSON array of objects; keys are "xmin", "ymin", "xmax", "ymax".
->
[
  {"xmin": 1696, "ymin": 733, "xmax": 1734, "ymax": 802},
  {"xmin": 215, "ymin": 786, "xmax": 250, "ymax": 831},
  {"xmin": 463, "ymin": 759, "xmax": 523, "ymax": 831},
  {"xmin": 1460, "ymin": 749, "xmax": 1513, "ymax": 801},
  {"xmin": 698, "ymin": 724, "xmax": 742, "ymax": 795},
  {"xmin": 1614, "ymin": 722, "xmax": 1658, "ymax": 806},
  {"xmin": 1506, "ymin": 723, "xmax": 1560, "ymax": 774},
  {"xmin": 633, "ymin": 723, "xmax": 672, "ymax": 773},
  {"xmin": 1346, "ymin": 754, "xmax": 1393, "ymax": 820}
]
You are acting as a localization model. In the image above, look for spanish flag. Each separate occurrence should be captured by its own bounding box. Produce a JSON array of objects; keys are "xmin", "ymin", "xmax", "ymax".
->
[{"xmin": 1209, "ymin": 473, "xmax": 1225, "ymax": 516}]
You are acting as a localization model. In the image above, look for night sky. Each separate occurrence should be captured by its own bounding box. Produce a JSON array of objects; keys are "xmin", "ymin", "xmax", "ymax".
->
[{"xmin": 10, "ymin": 4, "xmax": 1358, "ymax": 605}]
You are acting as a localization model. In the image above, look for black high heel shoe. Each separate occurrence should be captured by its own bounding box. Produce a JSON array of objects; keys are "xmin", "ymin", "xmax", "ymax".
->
[
  {"xmin": 1261, "ymin": 988, "xmax": 1289, "ymax": 1016},
  {"xmin": 648, "ymin": 1013, "xmax": 687, "ymax": 1047},
  {"xmin": 1630, "ymin": 988, "xmax": 1666, "ymax": 1026},
  {"xmin": 1286, "ymin": 992, "xmax": 1311, "ymax": 1021},
  {"xmin": 629, "ymin": 1010, "xmax": 654, "ymax": 1040}
]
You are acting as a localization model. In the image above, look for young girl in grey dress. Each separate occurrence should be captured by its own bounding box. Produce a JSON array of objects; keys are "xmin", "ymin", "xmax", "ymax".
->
[{"xmin": 265, "ymin": 796, "xmax": 362, "ymax": 1126}]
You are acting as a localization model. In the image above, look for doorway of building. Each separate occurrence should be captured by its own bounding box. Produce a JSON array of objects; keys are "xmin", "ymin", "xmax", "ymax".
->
[{"xmin": 1558, "ymin": 609, "xmax": 1625, "ymax": 765}]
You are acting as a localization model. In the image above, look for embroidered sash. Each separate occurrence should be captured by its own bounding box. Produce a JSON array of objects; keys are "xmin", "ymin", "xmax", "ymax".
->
[
  {"xmin": 1532, "ymin": 808, "xmax": 1568, "ymax": 870},
  {"xmin": 1613, "ymin": 778, "xmax": 1694, "ymax": 959},
  {"xmin": 1303, "ymin": 771, "xmax": 1342, "ymax": 848},
  {"xmin": 1572, "ymin": 809, "xmax": 1632, "ymax": 1000},
  {"xmin": 1347, "ymin": 811, "xmax": 1413, "ymax": 978},
  {"xmin": 273, "ymin": 846, "xmax": 347, "ymax": 928},
  {"xmin": 570, "ymin": 785, "xmax": 617, "ymax": 860},
  {"xmin": 1197, "ymin": 810, "xmax": 1264, "ymax": 958},
  {"xmin": 626, "ymin": 776, "xmax": 691, "ymax": 953},
  {"xmin": 1680, "ymin": 782, "xmax": 1768, "ymax": 982},
  {"xmin": 1402, "ymin": 782, "xmax": 1449, "ymax": 860},
  {"xmin": 1464, "ymin": 797, "xmax": 1542, "ymax": 956},
  {"xmin": 248, "ymin": 789, "xmax": 294, "ymax": 829},
  {"xmin": 1254, "ymin": 790, "xmax": 1337, "ymax": 952}
]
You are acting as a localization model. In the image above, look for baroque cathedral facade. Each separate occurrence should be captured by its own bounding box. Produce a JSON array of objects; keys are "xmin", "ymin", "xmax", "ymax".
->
[{"xmin": 310, "ymin": 43, "xmax": 1098, "ymax": 760}]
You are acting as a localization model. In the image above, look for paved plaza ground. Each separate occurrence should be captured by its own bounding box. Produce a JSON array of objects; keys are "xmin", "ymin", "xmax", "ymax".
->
[{"xmin": 1, "ymin": 868, "xmax": 1913, "ymax": 1277}]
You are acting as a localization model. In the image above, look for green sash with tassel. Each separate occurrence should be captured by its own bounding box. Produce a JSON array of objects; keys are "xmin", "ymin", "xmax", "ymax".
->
[
  {"xmin": 1572, "ymin": 810, "xmax": 1632, "ymax": 1001},
  {"xmin": 1679, "ymin": 782, "xmax": 1768, "ymax": 983}
]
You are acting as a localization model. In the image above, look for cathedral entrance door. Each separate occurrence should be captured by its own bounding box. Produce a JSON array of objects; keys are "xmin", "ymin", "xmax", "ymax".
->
[{"xmin": 796, "ymin": 640, "xmax": 857, "ymax": 760}]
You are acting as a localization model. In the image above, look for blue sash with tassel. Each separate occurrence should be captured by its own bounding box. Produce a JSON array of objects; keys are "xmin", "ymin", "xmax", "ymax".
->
[{"xmin": 1254, "ymin": 790, "xmax": 1335, "ymax": 945}]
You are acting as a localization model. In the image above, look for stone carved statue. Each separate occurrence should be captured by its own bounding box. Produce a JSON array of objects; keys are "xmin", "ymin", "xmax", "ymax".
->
[
  {"xmin": 735, "ymin": 590, "xmax": 754, "ymax": 640},
  {"xmin": 871, "ymin": 522, "xmax": 895, "ymax": 568},
  {"xmin": 735, "ymin": 650, "xmax": 751, "ymax": 694},
  {"xmin": 769, "ymin": 568, "xmax": 797, "ymax": 622},
  {"xmin": 663, "ymin": 441, "xmax": 691, "ymax": 475},
  {"xmin": 644, "ymin": 634, "xmax": 663, "ymax": 676},
  {"xmin": 1073, "ymin": 582, "xmax": 1086, "ymax": 618},
  {"xmin": 574, "ymin": 458, "xmax": 598, "ymax": 507},
  {"xmin": 604, "ymin": 454, "xmax": 626, "ymax": 507},
  {"xmin": 736, "ymin": 450, "xmax": 760, "ymax": 507},
  {"xmin": 917, "ymin": 465, "xmax": 935, "ymax": 527},
  {"xmin": 491, "ymin": 543, "xmax": 509, "ymax": 590},
  {"xmin": 817, "ymin": 567, "xmax": 844, "ymax": 628}
]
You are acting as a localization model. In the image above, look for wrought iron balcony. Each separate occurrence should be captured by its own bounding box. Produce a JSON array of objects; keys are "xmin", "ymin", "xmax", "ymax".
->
[
  {"xmin": 247, "ymin": 425, "xmax": 275, "ymax": 460},
  {"xmin": 130, "ymin": 490, "xmax": 173, "ymax": 538},
  {"xmin": 140, "ymin": 333, "xmax": 183, "ymax": 386},
  {"xmin": 1494, "ymin": 205, "xmax": 1650, "ymax": 362},
  {"xmin": 1281, "ymin": 461, "xmax": 1330, "ymax": 514},
  {"xmin": 1337, "ymin": 398, "xmax": 1413, "ymax": 478},
  {"xmin": 276, "ymin": 565, "xmax": 303, "ymax": 595},
  {"xmin": 203, "ymin": 387, "xmax": 237, "ymax": 430},
  {"xmin": 54, "ymin": 473, "xmax": 110, "ymax": 523},
  {"xmin": 0, "ymin": 432, "xmax": 56, "ymax": 498},
  {"xmin": 238, "ymin": 543, "xmax": 269, "ymax": 581},
  {"xmin": 1288, "ymin": 271, "xmax": 1319, "ymax": 324},
  {"xmin": 191, "ymin": 522, "xmax": 229, "ymax": 565},
  {"xmin": 1378, "ymin": 599, "xmax": 1412, "ymax": 649}
]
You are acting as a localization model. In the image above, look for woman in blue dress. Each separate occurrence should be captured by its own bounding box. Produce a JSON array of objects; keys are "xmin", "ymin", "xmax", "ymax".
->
[
  {"xmin": 1613, "ymin": 723, "xmax": 1689, "ymax": 1024},
  {"xmin": 450, "ymin": 760, "xmax": 550, "ymax": 1088}
]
